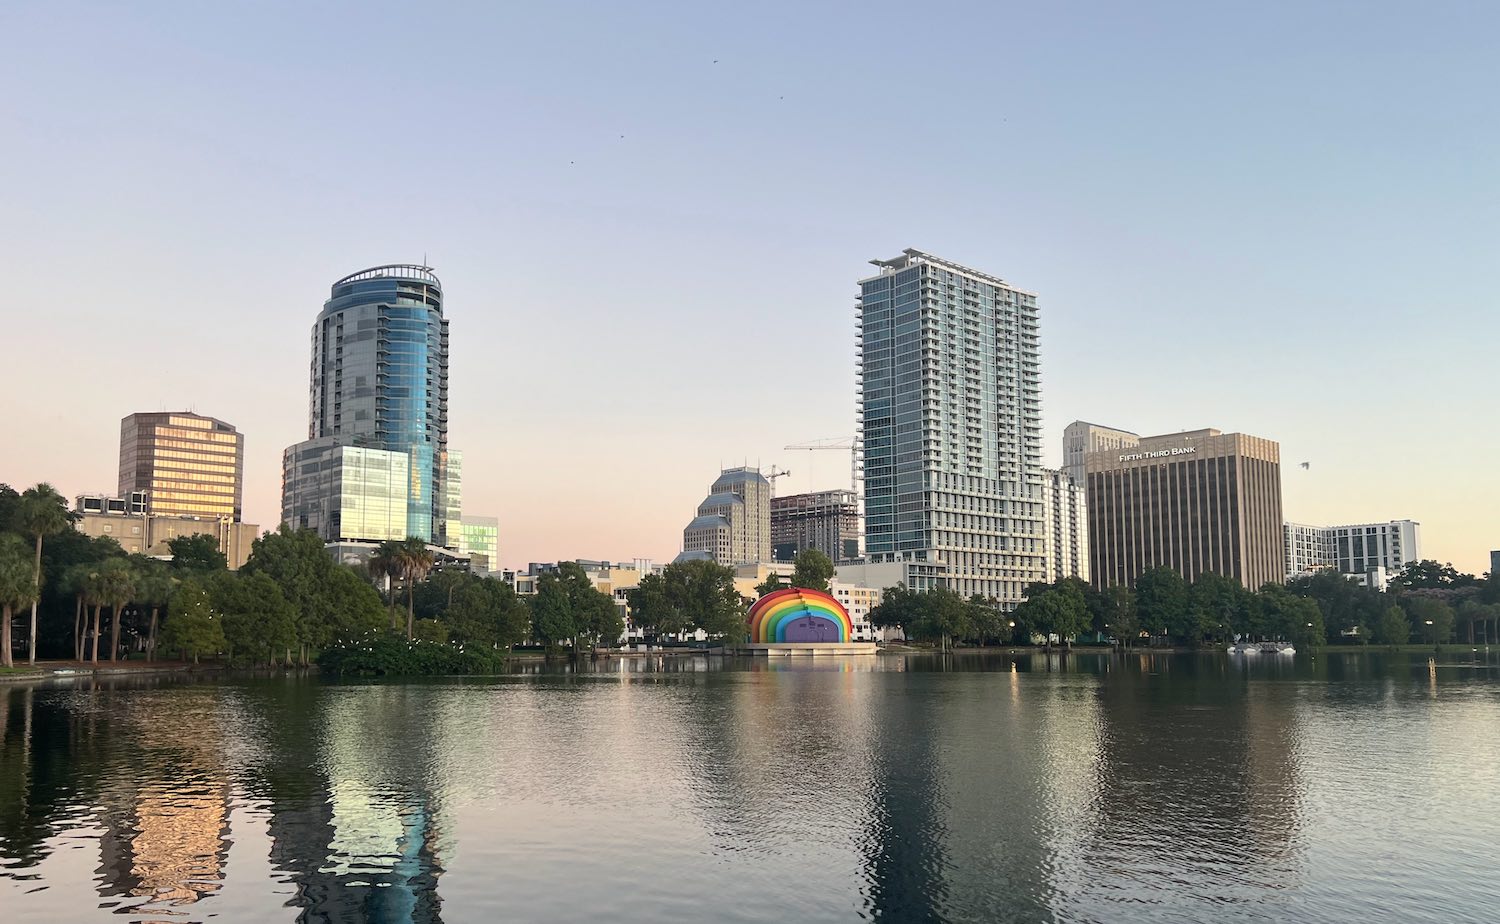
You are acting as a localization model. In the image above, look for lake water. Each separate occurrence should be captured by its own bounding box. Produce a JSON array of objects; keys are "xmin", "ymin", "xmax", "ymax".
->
[{"xmin": 3, "ymin": 651, "xmax": 1499, "ymax": 923}]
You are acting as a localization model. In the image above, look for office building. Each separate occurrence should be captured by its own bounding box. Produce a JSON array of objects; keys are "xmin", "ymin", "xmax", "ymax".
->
[
  {"xmin": 74, "ymin": 493, "xmax": 259, "ymax": 569},
  {"xmin": 118, "ymin": 412, "xmax": 244, "ymax": 521},
  {"xmin": 1284, "ymin": 519, "xmax": 1421, "ymax": 585},
  {"xmin": 282, "ymin": 438, "xmax": 411, "ymax": 543},
  {"xmin": 1087, "ymin": 428, "xmax": 1283, "ymax": 591},
  {"xmin": 1062, "ymin": 421, "xmax": 1139, "ymax": 487},
  {"xmin": 281, "ymin": 264, "xmax": 461, "ymax": 545},
  {"xmin": 458, "ymin": 515, "xmax": 499, "ymax": 573},
  {"xmin": 771, "ymin": 489, "xmax": 859, "ymax": 563},
  {"xmin": 857, "ymin": 249, "xmax": 1043, "ymax": 603},
  {"xmin": 680, "ymin": 467, "xmax": 772, "ymax": 565},
  {"xmin": 1040, "ymin": 468, "xmax": 1088, "ymax": 584},
  {"xmin": 1490, "ymin": 551, "xmax": 1499, "ymax": 579}
]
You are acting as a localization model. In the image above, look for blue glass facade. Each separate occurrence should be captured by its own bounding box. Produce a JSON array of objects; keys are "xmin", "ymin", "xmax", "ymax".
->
[{"xmin": 309, "ymin": 265, "xmax": 450, "ymax": 543}]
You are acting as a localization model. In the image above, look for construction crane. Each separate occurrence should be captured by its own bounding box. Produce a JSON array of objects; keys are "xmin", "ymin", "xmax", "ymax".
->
[
  {"xmin": 784, "ymin": 438, "xmax": 861, "ymax": 496},
  {"xmin": 766, "ymin": 465, "xmax": 792, "ymax": 497}
]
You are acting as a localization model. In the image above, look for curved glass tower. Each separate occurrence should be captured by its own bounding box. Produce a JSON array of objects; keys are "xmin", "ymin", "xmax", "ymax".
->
[{"xmin": 284, "ymin": 264, "xmax": 453, "ymax": 544}]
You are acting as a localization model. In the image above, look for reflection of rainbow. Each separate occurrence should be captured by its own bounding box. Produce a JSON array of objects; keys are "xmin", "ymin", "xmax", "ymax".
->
[{"xmin": 746, "ymin": 588, "xmax": 853, "ymax": 644}]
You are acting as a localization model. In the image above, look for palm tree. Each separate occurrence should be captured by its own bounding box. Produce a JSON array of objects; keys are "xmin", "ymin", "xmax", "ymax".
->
[
  {"xmin": 369, "ymin": 540, "xmax": 404, "ymax": 631},
  {"xmin": 96, "ymin": 560, "xmax": 136, "ymax": 663},
  {"xmin": 61, "ymin": 563, "xmax": 94, "ymax": 661},
  {"xmin": 397, "ymin": 537, "xmax": 435, "ymax": 640},
  {"xmin": 132, "ymin": 559, "xmax": 174, "ymax": 662},
  {"xmin": 0, "ymin": 535, "xmax": 40, "ymax": 668},
  {"xmin": 16, "ymin": 484, "xmax": 72, "ymax": 665},
  {"xmin": 84, "ymin": 567, "xmax": 107, "ymax": 663}
]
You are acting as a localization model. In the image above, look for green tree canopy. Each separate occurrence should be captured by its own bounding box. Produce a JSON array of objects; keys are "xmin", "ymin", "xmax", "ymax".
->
[
  {"xmin": 1014, "ymin": 581, "xmax": 1089, "ymax": 647},
  {"xmin": 1401, "ymin": 596, "xmax": 1456, "ymax": 645},
  {"xmin": 1391, "ymin": 560, "xmax": 1478, "ymax": 591},
  {"xmin": 1187, "ymin": 572, "xmax": 1251, "ymax": 642},
  {"xmin": 1133, "ymin": 567, "xmax": 1189, "ymax": 639},
  {"xmin": 1374, "ymin": 605, "xmax": 1412, "ymax": 646},
  {"xmin": 159, "ymin": 579, "xmax": 225, "ymax": 663},
  {"xmin": 626, "ymin": 572, "xmax": 691, "ymax": 637},
  {"xmin": 443, "ymin": 577, "xmax": 530, "ymax": 651},
  {"xmin": 167, "ymin": 533, "xmax": 228, "ymax": 573},
  {"xmin": 210, "ymin": 572, "xmax": 297, "ymax": 666},
  {"xmin": 644, "ymin": 559, "xmax": 746, "ymax": 642},
  {"xmin": 789, "ymin": 549, "xmax": 835, "ymax": 593}
]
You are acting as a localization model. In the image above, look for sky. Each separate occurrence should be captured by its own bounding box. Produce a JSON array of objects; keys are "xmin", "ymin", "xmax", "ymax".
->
[{"xmin": 2, "ymin": 1, "xmax": 1496, "ymax": 575}]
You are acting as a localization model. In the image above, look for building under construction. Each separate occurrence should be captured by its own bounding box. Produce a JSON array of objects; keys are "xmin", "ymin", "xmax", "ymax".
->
[{"xmin": 771, "ymin": 490, "xmax": 860, "ymax": 563}]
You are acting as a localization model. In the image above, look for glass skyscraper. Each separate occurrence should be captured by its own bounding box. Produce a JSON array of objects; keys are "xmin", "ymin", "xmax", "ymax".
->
[
  {"xmin": 283, "ymin": 264, "xmax": 456, "ymax": 545},
  {"xmin": 857, "ymin": 249, "xmax": 1044, "ymax": 604}
]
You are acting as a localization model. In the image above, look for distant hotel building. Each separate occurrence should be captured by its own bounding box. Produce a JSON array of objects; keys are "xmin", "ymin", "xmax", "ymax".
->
[
  {"xmin": 1284, "ymin": 519, "xmax": 1421, "ymax": 585},
  {"xmin": 119, "ymin": 412, "xmax": 244, "ymax": 521},
  {"xmin": 282, "ymin": 265, "xmax": 463, "ymax": 548},
  {"xmin": 770, "ymin": 489, "xmax": 859, "ymax": 563},
  {"xmin": 1040, "ymin": 468, "xmax": 1088, "ymax": 584},
  {"xmin": 857, "ymin": 249, "xmax": 1043, "ymax": 602},
  {"xmin": 1087, "ymin": 428, "xmax": 1283, "ymax": 591},
  {"xmin": 680, "ymin": 467, "xmax": 771, "ymax": 565},
  {"xmin": 1062, "ymin": 421, "xmax": 1139, "ymax": 487}
]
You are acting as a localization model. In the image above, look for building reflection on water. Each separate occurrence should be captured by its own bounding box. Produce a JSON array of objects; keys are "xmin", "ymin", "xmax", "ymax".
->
[
  {"xmin": 0, "ymin": 677, "xmax": 449, "ymax": 924},
  {"xmin": 7, "ymin": 654, "xmax": 1472, "ymax": 923}
]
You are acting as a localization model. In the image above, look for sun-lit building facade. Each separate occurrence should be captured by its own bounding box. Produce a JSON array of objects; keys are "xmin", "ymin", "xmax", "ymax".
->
[{"xmin": 118, "ymin": 412, "xmax": 244, "ymax": 521}]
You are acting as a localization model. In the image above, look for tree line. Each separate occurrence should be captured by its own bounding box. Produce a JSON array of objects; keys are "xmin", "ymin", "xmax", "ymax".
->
[{"xmin": 864, "ymin": 560, "xmax": 1500, "ymax": 650}]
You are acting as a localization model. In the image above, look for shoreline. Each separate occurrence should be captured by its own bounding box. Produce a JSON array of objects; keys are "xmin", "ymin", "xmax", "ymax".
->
[{"xmin": 4, "ymin": 643, "xmax": 1490, "ymax": 684}]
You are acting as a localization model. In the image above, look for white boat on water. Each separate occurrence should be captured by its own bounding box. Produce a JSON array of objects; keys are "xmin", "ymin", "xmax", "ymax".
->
[{"xmin": 1229, "ymin": 641, "xmax": 1295, "ymax": 655}]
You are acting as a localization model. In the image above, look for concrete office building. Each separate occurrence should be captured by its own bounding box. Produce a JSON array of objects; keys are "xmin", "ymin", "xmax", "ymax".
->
[
  {"xmin": 118, "ymin": 412, "xmax": 245, "ymax": 521},
  {"xmin": 1284, "ymin": 519, "xmax": 1421, "ymax": 585},
  {"xmin": 770, "ymin": 489, "xmax": 859, "ymax": 563},
  {"xmin": 1062, "ymin": 421, "xmax": 1139, "ymax": 487},
  {"xmin": 1040, "ymin": 468, "xmax": 1088, "ymax": 584},
  {"xmin": 858, "ymin": 249, "xmax": 1044, "ymax": 604},
  {"xmin": 281, "ymin": 264, "xmax": 463, "ymax": 546},
  {"xmin": 1087, "ymin": 428, "xmax": 1283, "ymax": 591},
  {"xmin": 74, "ymin": 493, "xmax": 259, "ymax": 569},
  {"xmin": 680, "ymin": 467, "xmax": 772, "ymax": 565}
]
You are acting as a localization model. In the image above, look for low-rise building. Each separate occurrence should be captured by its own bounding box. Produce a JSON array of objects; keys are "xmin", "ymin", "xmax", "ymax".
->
[{"xmin": 73, "ymin": 493, "xmax": 260, "ymax": 569}]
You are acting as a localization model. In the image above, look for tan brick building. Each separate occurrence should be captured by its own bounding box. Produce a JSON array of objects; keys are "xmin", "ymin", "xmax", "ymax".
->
[{"xmin": 1086, "ymin": 429, "xmax": 1282, "ymax": 591}]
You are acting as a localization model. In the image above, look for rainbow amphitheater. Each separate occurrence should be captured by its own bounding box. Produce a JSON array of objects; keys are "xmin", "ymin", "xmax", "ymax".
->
[{"xmin": 739, "ymin": 587, "xmax": 878, "ymax": 656}]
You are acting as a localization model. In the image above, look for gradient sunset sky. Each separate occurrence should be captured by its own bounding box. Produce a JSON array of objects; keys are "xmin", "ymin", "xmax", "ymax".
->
[{"xmin": 3, "ymin": 2, "xmax": 1496, "ymax": 574}]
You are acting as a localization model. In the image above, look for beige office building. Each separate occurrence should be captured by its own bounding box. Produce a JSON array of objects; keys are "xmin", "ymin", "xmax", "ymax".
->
[
  {"xmin": 680, "ymin": 467, "xmax": 772, "ymax": 565},
  {"xmin": 119, "ymin": 412, "xmax": 245, "ymax": 521},
  {"xmin": 1063, "ymin": 421, "xmax": 1140, "ymax": 487},
  {"xmin": 1086, "ymin": 429, "xmax": 1283, "ymax": 591},
  {"xmin": 74, "ymin": 494, "xmax": 259, "ymax": 569}
]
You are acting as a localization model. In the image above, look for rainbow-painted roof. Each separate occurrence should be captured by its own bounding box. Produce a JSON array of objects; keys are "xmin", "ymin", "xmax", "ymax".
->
[{"xmin": 746, "ymin": 587, "xmax": 853, "ymax": 644}]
